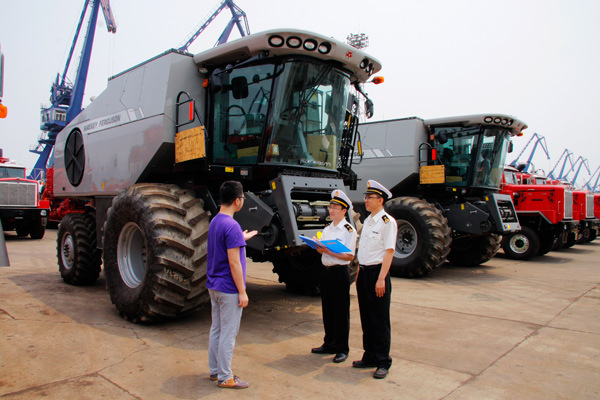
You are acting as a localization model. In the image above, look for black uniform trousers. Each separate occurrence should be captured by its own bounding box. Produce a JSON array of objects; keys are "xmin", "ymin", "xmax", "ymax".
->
[
  {"xmin": 356, "ymin": 264, "xmax": 392, "ymax": 369},
  {"xmin": 320, "ymin": 264, "xmax": 350, "ymax": 354}
]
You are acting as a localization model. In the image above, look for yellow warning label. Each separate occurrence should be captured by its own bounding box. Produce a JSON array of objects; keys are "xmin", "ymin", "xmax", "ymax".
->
[
  {"xmin": 225, "ymin": 167, "xmax": 234, "ymax": 173},
  {"xmin": 175, "ymin": 126, "xmax": 205, "ymax": 163},
  {"xmin": 419, "ymin": 165, "xmax": 445, "ymax": 184}
]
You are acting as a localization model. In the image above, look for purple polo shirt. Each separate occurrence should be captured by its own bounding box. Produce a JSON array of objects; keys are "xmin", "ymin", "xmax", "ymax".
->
[{"xmin": 206, "ymin": 213, "xmax": 247, "ymax": 294}]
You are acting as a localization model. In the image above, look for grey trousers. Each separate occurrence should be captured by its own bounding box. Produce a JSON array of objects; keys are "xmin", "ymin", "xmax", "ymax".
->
[{"xmin": 208, "ymin": 289, "xmax": 243, "ymax": 382}]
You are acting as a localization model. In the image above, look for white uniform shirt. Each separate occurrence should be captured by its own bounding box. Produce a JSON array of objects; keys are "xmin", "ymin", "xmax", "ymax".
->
[
  {"xmin": 357, "ymin": 209, "xmax": 398, "ymax": 266},
  {"xmin": 320, "ymin": 218, "xmax": 358, "ymax": 266}
]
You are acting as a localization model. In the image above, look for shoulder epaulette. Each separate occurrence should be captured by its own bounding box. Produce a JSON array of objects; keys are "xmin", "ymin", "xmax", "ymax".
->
[
  {"xmin": 382, "ymin": 215, "xmax": 390, "ymax": 223},
  {"xmin": 344, "ymin": 223, "xmax": 354, "ymax": 232}
]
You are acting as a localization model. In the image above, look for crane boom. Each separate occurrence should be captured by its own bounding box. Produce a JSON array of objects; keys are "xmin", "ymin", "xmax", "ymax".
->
[
  {"xmin": 178, "ymin": 0, "xmax": 249, "ymax": 52},
  {"xmin": 568, "ymin": 156, "xmax": 590, "ymax": 186},
  {"xmin": 509, "ymin": 132, "xmax": 550, "ymax": 173},
  {"xmin": 29, "ymin": 0, "xmax": 116, "ymax": 180},
  {"xmin": 548, "ymin": 149, "xmax": 574, "ymax": 181}
]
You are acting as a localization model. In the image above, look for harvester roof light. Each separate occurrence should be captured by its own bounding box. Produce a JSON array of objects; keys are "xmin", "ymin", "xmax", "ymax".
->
[
  {"xmin": 286, "ymin": 36, "xmax": 302, "ymax": 48},
  {"xmin": 303, "ymin": 39, "xmax": 317, "ymax": 51},
  {"xmin": 366, "ymin": 63, "xmax": 374, "ymax": 74},
  {"xmin": 360, "ymin": 58, "xmax": 369, "ymax": 69},
  {"xmin": 318, "ymin": 42, "xmax": 332, "ymax": 54},
  {"xmin": 268, "ymin": 35, "xmax": 284, "ymax": 47}
]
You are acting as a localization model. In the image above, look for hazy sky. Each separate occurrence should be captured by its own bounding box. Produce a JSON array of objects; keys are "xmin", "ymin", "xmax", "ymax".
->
[{"xmin": 1, "ymin": 0, "xmax": 599, "ymax": 187}]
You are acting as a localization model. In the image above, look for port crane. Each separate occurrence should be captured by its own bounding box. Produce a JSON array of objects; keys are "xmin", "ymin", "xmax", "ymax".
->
[{"xmin": 28, "ymin": 0, "xmax": 116, "ymax": 180}]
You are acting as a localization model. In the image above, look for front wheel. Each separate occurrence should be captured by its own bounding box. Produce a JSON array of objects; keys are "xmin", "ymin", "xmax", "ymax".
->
[
  {"xmin": 448, "ymin": 234, "xmax": 502, "ymax": 266},
  {"xmin": 103, "ymin": 184, "xmax": 210, "ymax": 323},
  {"xmin": 501, "ymin": 227, "xmax": 540, "ymax": 260},
  {"xmin": 385, "ymin": 197, "xmax": 452, "ymax": 278}
]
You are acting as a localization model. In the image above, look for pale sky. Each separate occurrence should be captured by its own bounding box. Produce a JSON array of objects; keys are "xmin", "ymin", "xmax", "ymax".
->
[{"xmin": 1, "ymin": 0, "xmax": 599, "ymax": 187}]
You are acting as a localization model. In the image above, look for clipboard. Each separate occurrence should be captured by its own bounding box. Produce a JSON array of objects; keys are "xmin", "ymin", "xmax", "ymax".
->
[{"xmin": 299, "ymin": 235, "xmax": 352, "ymax": 253}]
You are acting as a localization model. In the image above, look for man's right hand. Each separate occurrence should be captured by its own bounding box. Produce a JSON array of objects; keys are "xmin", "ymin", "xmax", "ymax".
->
[{"xmin": 239, "ymin": 292, "xmax": 249, "ymax": 308}]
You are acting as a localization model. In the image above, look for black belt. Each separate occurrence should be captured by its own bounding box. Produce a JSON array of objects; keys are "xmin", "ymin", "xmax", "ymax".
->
[
  {"xmin": 359, "ymin": 264, "xmax": 382, "ymax": 270},
  {"xmin": 324, "ymin": 264, "xmax": 348, "ymax": 269}
]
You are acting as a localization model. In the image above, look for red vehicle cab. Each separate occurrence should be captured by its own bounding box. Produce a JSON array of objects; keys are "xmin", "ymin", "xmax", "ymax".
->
[
  {"xmin": 0, "ymin": 154, "xmax": 50, "ymax": 239},
  {"xmin": 499, "ymin": 166, "xmax": 578, "ymax": 259}
]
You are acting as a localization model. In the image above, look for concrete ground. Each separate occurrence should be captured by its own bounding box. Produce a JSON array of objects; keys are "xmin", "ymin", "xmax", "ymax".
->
[{"xmin": 1, "ymin": 229, "xmax": 599, "ymax": 400}]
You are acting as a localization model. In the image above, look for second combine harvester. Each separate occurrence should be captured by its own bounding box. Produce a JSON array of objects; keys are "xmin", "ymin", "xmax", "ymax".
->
[
  {"xmin": 53, "ymin": 29, "xmax": 381, "ymax": 322},
  {"xmin": 350, "ymin": 115, "xmax": 525, "ymax": 277}
]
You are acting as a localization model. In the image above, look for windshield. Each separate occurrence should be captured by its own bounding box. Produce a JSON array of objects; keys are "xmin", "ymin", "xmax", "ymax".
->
[
  {"xmin": 434, "ymin": 127, "xmax": 511, "ymax": 189},
  {"xmin": 503, "ymin": 170, "xmax": 518, "ymax": 185},
  {"xmin": 0, "ymin": 166, "xmax": 26, "ymax": 179},
  {"xmin": 211, "ymin": 59, "xmax": 351, "ymax": 171}
]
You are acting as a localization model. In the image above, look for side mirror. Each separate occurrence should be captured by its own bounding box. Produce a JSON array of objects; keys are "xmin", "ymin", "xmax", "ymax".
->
[
  {"xmin": 437, "ymin": 131, "xmax": 448, "ymax": 144},
  {"xmin": 508, "ymin": 140, "xmax": 514, "ymax": 153},
  {"xmin": 365, "ymin": 99, "xmax": 374, "ymax": 119},
  {"xmin": 232, "ymin": 76, "xmax": 249, "ymax": 99}
]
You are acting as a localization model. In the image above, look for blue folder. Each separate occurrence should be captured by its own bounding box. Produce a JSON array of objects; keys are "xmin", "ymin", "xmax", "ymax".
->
[{"xmin": 299, "ymin": 235, "xmax": 352, "ymax": 253}]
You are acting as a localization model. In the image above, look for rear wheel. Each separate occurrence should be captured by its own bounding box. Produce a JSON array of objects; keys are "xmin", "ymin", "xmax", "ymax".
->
[
  {"xmin": 501, "ymin": 227, "xmax": 540, "ymax": 260},
  {"xmin": 448, "ymin": 234, "xmax": 501, "ymax": 266},
  {"xmin": 385, "ymin": 197, "xmax": 451, "ymax": 278},
  {"xmin": 103, "ymin": 184, "xmax": 210, "ymax": 323},
  {"xmin": 57, "ymin": 213, "xmax": 102, "ymax": 285}
]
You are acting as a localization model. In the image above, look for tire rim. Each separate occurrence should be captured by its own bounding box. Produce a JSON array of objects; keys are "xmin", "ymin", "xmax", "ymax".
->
[
  {"xmin": 117, "ymin": 222, "xmax": 147, "ymax": 289},
  {"xmin": 395, "ymin": 220, "xmax": 417, "ymax": 258},
  {"xmin": 508, "ymin": 233, "xmax": 529, "ymax": 254},
  {"xmin": 61, "ymin": 233, "xmax": 75, "ymax": 270}
]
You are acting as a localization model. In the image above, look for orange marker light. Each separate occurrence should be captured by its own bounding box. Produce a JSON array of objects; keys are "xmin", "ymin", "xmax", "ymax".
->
[
  {"xmin": 0, "ymin": 103, "xmax": 7, "ymax": 118},
  {"xmin": 372, "ymin": 76, "xmax": 384, "ymax": 84}
]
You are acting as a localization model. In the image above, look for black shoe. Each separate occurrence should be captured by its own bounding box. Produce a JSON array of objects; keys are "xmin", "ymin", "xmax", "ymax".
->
[
  {"xmin": 333, "ymin": 353, "xmax": 348, "ymax": 363},
  {"xmin": 311, "ymin": 345, "xmax": 335, "ymax": 354},
  {"xmin": 352, "ymin": 360, "xmax": 377, "ymax": 368},
  {"xmin": 373, "ymin": 367, "xmax": 388, "ymax": 379}
]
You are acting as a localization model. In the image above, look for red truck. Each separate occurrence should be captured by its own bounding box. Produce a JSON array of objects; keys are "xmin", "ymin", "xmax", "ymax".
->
[
  {"xmin": 571, "ymin": 190, "xmax": 599, "ymax": 244},
  {"xmin": 0, "ymin": 152, "xmax": 50, "ymax": 239},
  {"xmin": 500, "ymin": 166, "xmax": 578, "ymax": 259}
]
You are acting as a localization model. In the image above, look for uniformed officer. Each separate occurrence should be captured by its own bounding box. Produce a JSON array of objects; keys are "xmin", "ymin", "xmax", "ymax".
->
[
  {"xmin": 311, "ymin": 189, "xmax": 357, "ymax": 364},
  {"xmin": 353, "ymin": 180, "xmax": 398, "ymax": 379}
]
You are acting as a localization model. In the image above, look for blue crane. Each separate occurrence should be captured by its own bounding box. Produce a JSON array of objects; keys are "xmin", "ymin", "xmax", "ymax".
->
[
  {"xmin": 584, "ymin": 166, "xmax": 600, "ymax": 192},
  {"xmin": 28, "ymin": 0, "xmax": 116, "ymax": 180},
  {"xmin": 509, "ymin": 132, "xmax": 550, "ymax": 173},
  {"xmin": 548, "ymin": 149, "xmax": 574, "ymax": 181},
  {"xmin": 178, "ymin": 0, "xmax": 250, "ymax": 52},
  {"xmin": 567, "ymin": 156, "xmax": 590, "ymax": 187}
]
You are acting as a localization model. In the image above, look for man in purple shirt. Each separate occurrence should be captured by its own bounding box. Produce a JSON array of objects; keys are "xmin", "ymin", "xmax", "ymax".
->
[{"xmin": 207, "ymin": 181, "xmax": 257, "ymax": 389}]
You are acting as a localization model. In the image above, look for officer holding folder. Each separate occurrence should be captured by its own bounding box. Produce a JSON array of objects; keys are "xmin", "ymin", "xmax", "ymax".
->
[{"xmin": 310, "ymin": 189, "xmax": 357, "ymax": 364}]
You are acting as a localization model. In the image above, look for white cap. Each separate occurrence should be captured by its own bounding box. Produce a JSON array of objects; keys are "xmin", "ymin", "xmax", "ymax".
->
[
  {"xmin": 364, "ymin": 179, "xmax": 392, "ymax": 201},
  {"xmin": 331, "ymin": 189, "xmax": 353, "ymax": 210}
]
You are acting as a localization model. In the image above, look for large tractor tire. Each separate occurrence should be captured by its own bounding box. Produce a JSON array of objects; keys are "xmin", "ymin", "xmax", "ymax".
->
[
  {"xmin": 501, "ymin": 227, "xmax": 540, "ymax": 260},
  {"xmin": 103, "ymin": 184, "xmax": 210, "ymax": 323},
  {"xmin": 272, "ymin": 249, "xmax": 322, "ymax": 295},
  {"xmin": 57, "ymin": 213, "xmax": 102, "ymax": 285},
  {"xmin": 384, "ymin": 197, "xmax": 452, "ymax": 278},
  {"xmin": 448, "ymin": 234, "xmax": 501, "ymax": 267}
]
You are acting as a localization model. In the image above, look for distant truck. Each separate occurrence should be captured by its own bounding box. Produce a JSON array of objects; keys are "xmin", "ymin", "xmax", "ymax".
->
[
  {"xmin": 52, "ymin": 29, "xmax": 381, "ymax": 322},
  {"xmin": 0, "ymin": 151, "xmax": 49, "ymax": 238},
  {"xmin": 500, "ymin": 166, "xmax": 577, "ymax": 259},
  {"xmin": 348, "ymin": 115, "xmax": 523, "ymax": 278}
]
